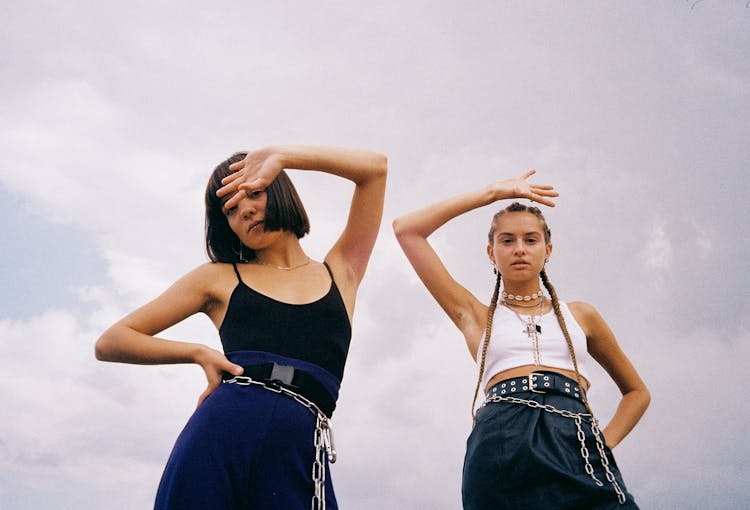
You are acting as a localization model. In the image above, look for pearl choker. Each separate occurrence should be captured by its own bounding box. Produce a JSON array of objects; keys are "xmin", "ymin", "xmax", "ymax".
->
[{"xmin": 502, "ymin": 290, "xmax": 544, "ymax": 302}]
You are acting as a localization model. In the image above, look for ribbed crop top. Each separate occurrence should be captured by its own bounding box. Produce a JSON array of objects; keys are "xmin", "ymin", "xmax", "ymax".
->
[
  {"xmin": 479, "ymin": 301, "xmax": 590, "ymax": 394},
  {"xmin": 219, "ymin": 262, "xmax": 352, "ymax": 382}
]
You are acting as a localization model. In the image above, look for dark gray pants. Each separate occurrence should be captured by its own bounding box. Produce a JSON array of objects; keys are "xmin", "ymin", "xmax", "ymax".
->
[{"xmin": 463, "ymin": 381, "xmax": 638, "ymax": 510}]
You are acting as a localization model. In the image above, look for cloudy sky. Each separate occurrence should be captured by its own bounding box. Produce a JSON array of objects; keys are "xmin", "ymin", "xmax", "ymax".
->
[{"xmin": 1, "ymin": 1, "xmax": 749, "ymax": 509}]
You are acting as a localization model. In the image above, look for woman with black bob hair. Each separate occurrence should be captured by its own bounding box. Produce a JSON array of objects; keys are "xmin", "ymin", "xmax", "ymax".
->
[
  {"xmin": 393, "ymin": 170, "xmax": 649, "ymax": 509},
  {"xmin": 205, "ymin": 154, "xmax": 311, "ymax": 262},
  {"xmin": 96, "ymin": 145, "xmax": 387, "ymax": 510}
]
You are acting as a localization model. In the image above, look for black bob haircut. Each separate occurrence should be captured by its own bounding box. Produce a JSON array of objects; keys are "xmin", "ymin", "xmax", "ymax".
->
[{"xmin": 204, "ymin": 152, "xmax": 310, "ymax": 263}]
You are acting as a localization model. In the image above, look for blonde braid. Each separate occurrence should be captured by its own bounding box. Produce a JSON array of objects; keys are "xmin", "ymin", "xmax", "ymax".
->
[
  {"xmin": 540, "ymin": 269, "xmax": 594, "ymax": 415},
  {"xmin": 471, "ymin": 273, "xmax": 501, "ymax": 419}
]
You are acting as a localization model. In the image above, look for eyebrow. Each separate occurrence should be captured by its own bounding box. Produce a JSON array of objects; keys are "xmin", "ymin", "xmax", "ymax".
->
[{"xmin": 496, "ymin": 231, "xmax": 542, "ymax": 237}]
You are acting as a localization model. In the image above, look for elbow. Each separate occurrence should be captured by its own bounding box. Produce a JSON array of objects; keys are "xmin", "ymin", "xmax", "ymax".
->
[
  {"xmin": 641, "ymin": 387, "xmax": 652, "ymax": 410},
  {"xmin": 94, "ymin": 338, "xmax": 108, "ymax": 361},
  {"xmin": 374, "ymin": 152, "xmax": 388, "ymax": 176},
  {"xmin": 94, "ymin": 331, "xmax": 116, "ymax": 362},
  {"xmin": 392, "ymin": 216, "xmax": 408, "ymax": 239}
]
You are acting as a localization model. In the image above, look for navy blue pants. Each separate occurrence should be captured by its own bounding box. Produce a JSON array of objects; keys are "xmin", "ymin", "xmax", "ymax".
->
[
  {"xmin": 154, "ymin": 380, "xmax": 336, "ymax": 510},
  {"xmin": 463, "ymin": 389, "xmax": 638, "ymax": 510}
]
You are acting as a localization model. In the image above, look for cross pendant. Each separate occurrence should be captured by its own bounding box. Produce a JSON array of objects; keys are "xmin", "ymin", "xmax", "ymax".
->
[{"xmin": 524, "ymin": 322, "xmax": 536, "ymax": 337}]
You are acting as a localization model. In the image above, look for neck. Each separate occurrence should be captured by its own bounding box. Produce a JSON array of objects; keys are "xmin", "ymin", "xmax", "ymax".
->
[
  {"xmin": 502, "ymin": 281, "xmax": 542, "ymax": 298},
  {"xmin": 253, "ymin": 233, "xmax": 308, "ymax": 268}
]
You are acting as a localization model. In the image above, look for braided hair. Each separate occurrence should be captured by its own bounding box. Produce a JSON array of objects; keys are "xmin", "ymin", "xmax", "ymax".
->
[{"xmin": 471, "ymin": 202, "xmax": 593, "ymax": 418}]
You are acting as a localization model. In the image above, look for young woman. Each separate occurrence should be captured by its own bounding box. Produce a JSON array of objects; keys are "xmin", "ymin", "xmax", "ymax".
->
[
  {"xmin": 95, "ymin": 145, "xmax": 387, "ymax": 510},
  {"xmin": 393, "ymin": 170, "xmax": 649, "ymax": 509}
]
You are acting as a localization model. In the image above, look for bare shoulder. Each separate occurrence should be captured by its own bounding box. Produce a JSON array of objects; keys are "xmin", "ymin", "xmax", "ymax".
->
[
  {"xmin": 183, "ymin": 261, "xmax": 228, "ymax": 284},
  {"xmin": 567, "ymin": 300, "xmax": 599, "ymax": 320},
  {"xmin": 176, "ymin": 262, "xmax": 238, "ymax": 298},
  {"xmin": 566, "ymin": 301, "xmax": 608, "ymax": 336}
]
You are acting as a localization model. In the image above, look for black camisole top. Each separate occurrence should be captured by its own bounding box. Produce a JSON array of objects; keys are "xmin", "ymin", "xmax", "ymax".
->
[{"xmin": 219, "ymin": 262, "xmax": 352, "ymax": 382}]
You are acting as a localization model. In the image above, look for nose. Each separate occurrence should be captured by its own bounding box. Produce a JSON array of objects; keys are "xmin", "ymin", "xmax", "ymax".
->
[
  {"xmin": 512, "ymin": 239, "xmax": 525, "ymax": 253},
  {"xmin": 240, "ymin": 200, "xmax": 256, "ymax": 220}
]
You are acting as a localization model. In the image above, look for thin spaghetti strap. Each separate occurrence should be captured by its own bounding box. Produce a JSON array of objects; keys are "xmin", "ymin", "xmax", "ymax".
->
[
  {"xmin": 231, "ymin": 263, "xmax": 244, "ymax": 284},
  {"xmin": 322, "ymin": 261, "xmax": 335, "ymax": 281}
]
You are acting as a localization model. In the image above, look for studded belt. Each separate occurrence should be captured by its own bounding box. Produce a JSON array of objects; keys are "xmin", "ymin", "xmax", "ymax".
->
[{"xmin": 488, "ymin": 371, "xmax": 583, "ymax": 401}]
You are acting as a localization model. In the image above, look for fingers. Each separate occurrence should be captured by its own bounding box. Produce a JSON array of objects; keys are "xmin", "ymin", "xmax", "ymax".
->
[
  {"xmin": 197, "ymin": 384, "xmax": 215, "ymax": 407},
  {"xmin": 220, "ymin": 191, "xmax": 243, "ymax": 211},
  {"xmin": 228, "ymin": 160, "xmax": 246, "ymax": 171},
  {"xmin": 519, "ymin": 169, "xmax": 537, "ymax": 180},
  {"xmin": 531, "ymin": 195, "xmax": 557, "ymax": 207},
  {"xmin": 531, "ymin": 186, "xmax": 559, "ymax": 198},
  {"xmin": 216, "ymin": 174, "xmax": 243, "ymax": 198},
  {"xmin": 225, "ymin": 361, "xmax": 244, "ymax": 377},
  {"xmin": 237, "ymin": 179, "xmax": 266, "ymax": 192}
]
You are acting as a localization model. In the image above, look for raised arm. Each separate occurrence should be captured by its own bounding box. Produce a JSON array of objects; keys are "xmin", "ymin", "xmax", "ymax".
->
[
  {"xmin": 218, "ymin": 145, "xmax": 387, "ymax": 285},
  {"xmin": 94, "ymin": 264, "xmax": 244, "ymax": 405},
  {"xmin": 393, "ymin": 171, "xmax": 557, "ymax": 356},
  {"xmin": 569, "ymin": 302, "xmax": 651, "ymax": 449}
]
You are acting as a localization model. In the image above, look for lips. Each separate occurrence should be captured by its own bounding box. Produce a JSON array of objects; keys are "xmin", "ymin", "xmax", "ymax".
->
[
  {"xmin": 511, "ymin": 260, "xmax": 530, "ymax": 268},
  {"xmin": 247, "ymin": 220, "xmax": 264, "ymax": 233}
]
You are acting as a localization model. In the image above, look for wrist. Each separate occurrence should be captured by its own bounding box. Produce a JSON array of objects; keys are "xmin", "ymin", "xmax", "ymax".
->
[
  {"xmin": 190, "ymin": 343, "xmax": 211, "ymax": 365},
  {"xmin": 267, "ymin": 144, "xmax": 293, "ymax": 169},
  {"xmin": 482, "ymin": 184, "xmax": 501, "ymax": 205}
]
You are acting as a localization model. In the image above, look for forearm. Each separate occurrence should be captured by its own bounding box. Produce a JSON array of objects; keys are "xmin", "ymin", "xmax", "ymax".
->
[
  {"xmin": 95, "ymin": 324, "xmax": 205, "ymax": 366},
  {"xmin": 273, "ymin": 145, "xmax": 387, "ymax": 185},
  {"xmin": 601, "ymin": 388, "xmax": 651, "ymax": 448},
  {"xmin": 394, "ymin": 185, "xmax": 498, "ymax": 239}
]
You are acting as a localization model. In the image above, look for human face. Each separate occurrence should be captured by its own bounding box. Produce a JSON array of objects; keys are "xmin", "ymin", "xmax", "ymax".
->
[
  {"xmin": 487, "ymin": 212, "xmax": 552, "ymax": 284},
  {"xmin": 223, "ymin": 189, "xmax": 280, "ymax": 250}
]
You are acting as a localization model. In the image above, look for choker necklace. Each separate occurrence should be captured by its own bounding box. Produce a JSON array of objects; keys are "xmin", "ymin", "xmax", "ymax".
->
[
  {"xmin": 502, "ymin": 290, "xmax": 544, "ymax": 302},
  {"xmin": 502, "ymin": 298, "xmax": 543, "ymax": 308},
  {"xmin": 254, "ymin": 257, "xmax": 312, "ymax": 270}
]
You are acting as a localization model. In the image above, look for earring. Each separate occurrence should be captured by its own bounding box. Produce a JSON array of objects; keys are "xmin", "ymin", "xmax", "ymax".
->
[
  {"xmin": 492, "ymin": 264, "xmax": 497, "ymax": 275},
  {"xmin": 232, "ymin": 239, "xmax": 247, "ymax": 262}
]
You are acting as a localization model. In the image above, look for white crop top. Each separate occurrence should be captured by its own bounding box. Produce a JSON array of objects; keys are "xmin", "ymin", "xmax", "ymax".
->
[{"xmin": 479, "ymin": 301, "xmax": 590, "ymax": 394}]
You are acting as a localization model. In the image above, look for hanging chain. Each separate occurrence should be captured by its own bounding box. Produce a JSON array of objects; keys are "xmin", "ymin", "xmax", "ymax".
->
[
  {"xmin": 480, "ymin": 394, "xmax": 627, "ymax": 505},
  {"xmin": 590, "ymin": 417, "xmax": 627, "ymax": 504},
  {"xmin": 225, "ymin": 376, "xmax": 336, "ymax": 510}
]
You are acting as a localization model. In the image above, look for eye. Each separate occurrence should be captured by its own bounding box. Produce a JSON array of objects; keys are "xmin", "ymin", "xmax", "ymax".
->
[
  {"xmin": 224, "ymin": 205, "xmax": 237, "ymax": 217},
  {"xmin": 246, "ymin": 189, "xmax": 265, "ymax": 199}
]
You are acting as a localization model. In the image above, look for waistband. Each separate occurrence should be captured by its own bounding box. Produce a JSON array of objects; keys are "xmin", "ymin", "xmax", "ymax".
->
[
  {"xmin": 222, "ymin": 362, "xmax": 336, "ymax": 418},
  {"xmin": 487, "ymin": 371, "xmax": 583, "ymax": 402}
]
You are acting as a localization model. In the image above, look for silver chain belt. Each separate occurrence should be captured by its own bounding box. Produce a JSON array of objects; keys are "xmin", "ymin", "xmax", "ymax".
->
[
  {"xmin": 480, "ymin": 394, "xmax": 627, "ymax": 505},
  {"xmin": 224, "ymin": 376, "xmax": 336, "ymax": 510}
]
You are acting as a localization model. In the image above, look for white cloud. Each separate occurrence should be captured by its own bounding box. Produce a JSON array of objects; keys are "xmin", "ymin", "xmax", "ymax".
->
[
  {"xmin": 641, "ymin": 219, "xmax": 673, "ymax": 273},
  {"xmin": 2, "ymin": 2, "xmax": 749, "ymax": 509}
]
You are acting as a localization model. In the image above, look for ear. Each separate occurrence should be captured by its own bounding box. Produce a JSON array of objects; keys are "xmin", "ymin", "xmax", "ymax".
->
[
  {"xmin": 486, "ymin": 243, "xmax": 494, "ymax": 263},
  {"xmin": 545, "ymin": 242, "xmax": 553, "ymax": 260}
]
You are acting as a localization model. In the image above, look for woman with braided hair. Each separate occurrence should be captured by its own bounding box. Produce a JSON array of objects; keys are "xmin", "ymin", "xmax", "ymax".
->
[{"xmin": 393, "ymin": 170, "xmax": 649, "ymax": 509}]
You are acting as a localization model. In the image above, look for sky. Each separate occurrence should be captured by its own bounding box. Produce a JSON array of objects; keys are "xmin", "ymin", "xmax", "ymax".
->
[{"xmin": 1, "ymin": 1, "xmax": 749, "ymax": 509}]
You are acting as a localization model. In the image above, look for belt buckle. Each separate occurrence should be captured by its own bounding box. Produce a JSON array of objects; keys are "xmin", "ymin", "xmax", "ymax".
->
[
  {"xmin": 528, "ymin": 372, "xmax": 546, "ymax": 393},
  {"xmin": 264, "ymin": 363, "xmax": 296, "ymax": 393}
]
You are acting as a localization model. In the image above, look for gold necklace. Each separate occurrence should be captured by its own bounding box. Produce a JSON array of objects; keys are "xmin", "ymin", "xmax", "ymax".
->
[{"xmin": 254, "ymin": 257, "xmax": 312, "ymax": 270}]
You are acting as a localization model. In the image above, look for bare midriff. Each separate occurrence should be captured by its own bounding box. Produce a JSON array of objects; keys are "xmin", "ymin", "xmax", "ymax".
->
[{"xmin": 485, "ymin": 364, "xmax": 590, "ymax": 394}]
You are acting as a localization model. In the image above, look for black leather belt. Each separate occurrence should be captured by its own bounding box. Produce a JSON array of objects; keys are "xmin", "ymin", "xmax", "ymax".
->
[
  {"xmin": 222, "ymin": 362, "xmax": 336, "ymax": 417},
  {"xmin": 488, "ymin": 371, "xmax": 584, "ymax": 402}
]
